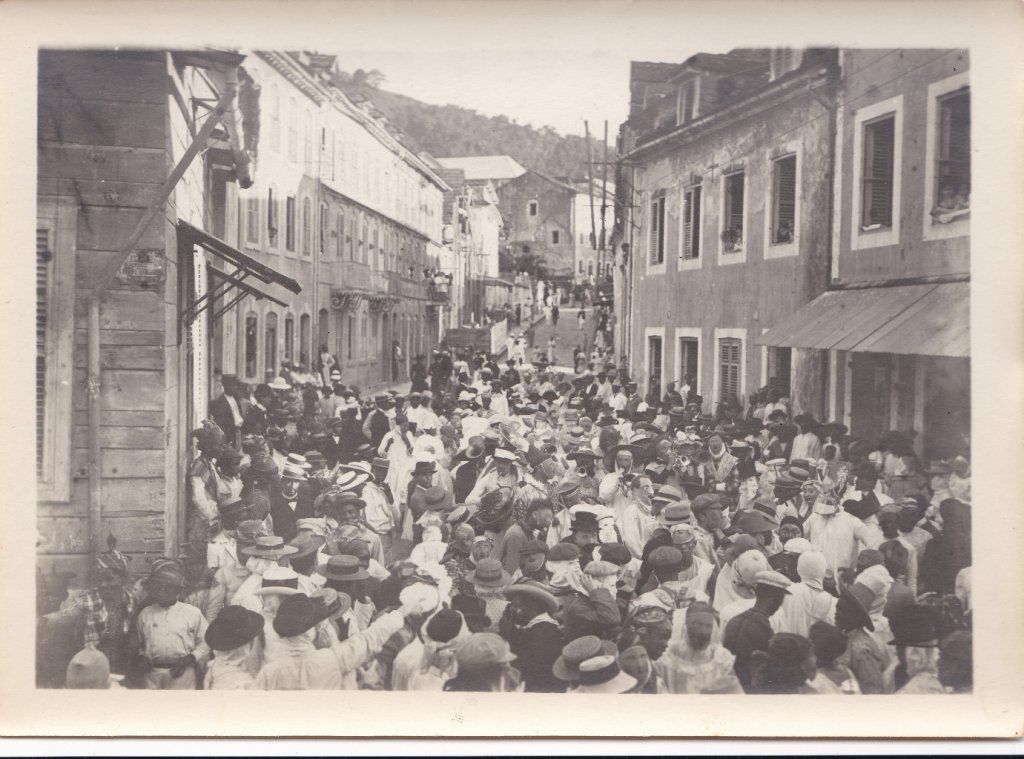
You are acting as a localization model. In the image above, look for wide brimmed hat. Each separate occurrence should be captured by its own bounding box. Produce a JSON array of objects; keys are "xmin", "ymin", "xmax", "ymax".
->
[
  {"xmin": 335, "ymin": 469, "xmax": 370, "ymax": 492},
  {"xmin": 286, "ymin": 453, "xmax": 312, "ymax": 470},
  {"xmin": 464, "ymin": 436, "xmax": 486, "ymax": 459},
  {"xmin": 574, "ymin": 655, "xmax": 638, "ymax": 694},
  {"xmin": 659, "ymin": 502, "xmax": 693, "ymax": 526},
  {"xmin": 252, "ymin": 565, "xmax": 303, "ymax": 597},
  {"xmin": 267, "ymin": 377, "xmax": 292, "ymax": 391},
  {"xmin": 241, "ymin": 535, "xmax": 300, "ymax": 559},
  {"xmin": 733, "ymin": 509, "xmax": 779, "ymax": 535},
  {"xmin": 553, "ymin": 635, "xmax": 618, "ymax": 682},
  {"xmin": 839, "ymin": 582, "xmax": 875, "ymax": 632},
  {"xmin": 465, "ymin": 557, "xmax": 512, "ymax": 588},
  {"xmin": 423, "ymin": 485, "xmax": 450, "ymax": 510},
  {"xmin": 272, "ymin": 593, "xmax": 330, "ymax": 638},
  {"xmin": 411, "ymin": 459, "xmax": 437, "ymax": 476},
  {"xmin": 338, "ymin": 460, "xmax": 373, "ymax": 477},
  {"xmin": 287, "ymin": 530, "xmax": 326, "ymax": 560},
  {"xmin": 607, "ymin": 442, "xmax": 639, "ymax": 458},
  {"xmin": 502, "ymin": 581, "xmax": 559, "ymax": 615},
  {"xmin": 456, "ymin": 633, "xmax": 516, "ymax": 673},
  {"xmin": 690, "ymin": 493, "xmax": 724, "ymax": 513},
  {"xmin": 317, "ymin": 554, "xmax": 370, "ymax": 582}
]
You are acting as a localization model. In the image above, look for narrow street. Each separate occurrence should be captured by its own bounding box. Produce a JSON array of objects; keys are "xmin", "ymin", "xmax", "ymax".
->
[{"xmin": 30, "ymin": 40, "xmax": 978, "ymax": 708}]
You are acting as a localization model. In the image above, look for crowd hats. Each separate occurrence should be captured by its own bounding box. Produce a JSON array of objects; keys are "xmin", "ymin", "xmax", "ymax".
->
[
  {"xmin": 272, "ymin": 593, "xmax": 331, "ymax": 638},
  {"xmin": 338, "ymin": 460, "xmax": 373, "ymax": 477},
  {"xmin": 502, "ymin": 580, "xmax": 559, "ymax": 615},
  {"xmin": 651, "ymin": 485, "xmax": 683, "ymax": 506},
  {"xmin": 242, "ymin": 535, "xmax": 301, "ymax": 559},
  {"xmin": 839, "ymin": 582, "xmax": 876, "ymax": 632},
  {"xmin": 335, "ymin": 469, "xmax": 371, "ymax": 492},
  {"xmin": 754, "ymin": 570, "xmax": 793, "ymax": 593},
  {"xmin": 217, "ymin": 495, "xmax": 250, "ymax": 526},
  {"xmin": 281, "ymin": 463, "xmax": 308, "ymax": 482},
  {"xmin": 465, "ymin": 557, "xmax": 512, "ymax": 588},
  {"xmin": 595, "ymin": 542, "xmax": 631, "ymax": 567},
  {"xmin": 733, "ymin": 509, "xmax": 779, "ymax": 535},
  {"xmin": 583, "ymin": 560, "xmax": 619, "ymax": 579},
  {"xmin": 455, "ymin": 633, "xmax": 516, "ymax": 674},
  {"xmin": 547, "ymin": 542, "xmax": 581, "ymax": 562},
  {"xmin": 287, "ymin": 530, "xmax": 326, "ymax": 561},
  {"xmin": 411, "ymin": 457, "xmax": 437, "ymax": 476},
  {"xmin": 658, "ymin": 502, "xmax": 693, "ymax": 527},
  {"xmin": 733, "ymin": 550, "xmax": 770, "ymax": 586},
  {"xmin": 553, "ymin": 635, "xmax": 618, "ymax": 682},
  {"xmin": 65, "ymin": 647, "xmax": 114, "ymax": 689},
  {"xmin": 253, "ymin": 565, "xmax": 302, "ymax": 596},
  {"xmin": 574, "ymin": 654, "xmax": 637, "ymax": 694},
  {"xmin": 888, "ymin": 604, "xmax": 939, "ymax": 647},
  {"xmin": 317, "ymin": 554, "xmax": 371, "ymax": 582},
  {"xmin": 205, "ymin": 605, "xmax": 265, "ymax": 651},
  {"xmin": 520, "ymin": 539, "xmax": 549, "ymax": 557},
  {"xmin": 423, "ymin": 485, "xmax": 450, "ymax": 511},
  {"xmin": 569, "ymin": 509, "xmax": 600, "ymax": 533},
  {"xmin": 463, "ymin": 436, "xmax": 486, "ymax": 459},
  {"xmin": 690, "ymin": 493, "xmax": 725, "ymax": 514},
  {"xmin": 649, "ymin": 545, "xmax": 684, "ymax": 570},
  {"xmin": 144, "ymin": 564, "xmax": 186, "ymax": 589}
]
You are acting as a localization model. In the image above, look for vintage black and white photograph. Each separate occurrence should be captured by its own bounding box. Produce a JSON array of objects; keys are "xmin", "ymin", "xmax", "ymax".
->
[{"xmin": 7, "ymin": 0, "xmax": 1024, "ymax": 743}]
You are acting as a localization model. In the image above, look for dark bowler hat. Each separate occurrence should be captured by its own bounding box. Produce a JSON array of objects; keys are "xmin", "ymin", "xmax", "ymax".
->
[
  {"xmin": 317, "ymin": 554, "xmax": 370, "ymax": 582},
  {"xmin": 272, "ymin": 593, "xmax": 331, "ymax": 638},
  {"xmin": 888, "ymin": 604, "xmax": 939, "ymax": 647},
  {"xmin": 205, "ymin": 605, "xmax": 264, "ymax": 651}
]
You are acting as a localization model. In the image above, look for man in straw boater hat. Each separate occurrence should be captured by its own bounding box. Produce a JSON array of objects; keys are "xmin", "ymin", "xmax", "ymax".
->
[
  {"xmin": 132, "ymin": 564, "xmax": 210, "ymax": 689},
  {"xmin": 230, "ymin": 533, "xmax": 312, "ymax": 613},
  {"xmin": 253, "ymin": 584, "xmax": 429, "ymax": 690}
]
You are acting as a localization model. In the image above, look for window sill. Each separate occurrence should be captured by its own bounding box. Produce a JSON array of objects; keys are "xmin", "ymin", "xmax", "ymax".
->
[
  {"xmin": 717, "ymin": 248, "xmax": 747, "ymax": 266},
  {"xmin": 678, "ymin": 257, "xmax": 701, "ymax": 271},
  {"xmin": 646, "ymin": 261, "xmax": 667, "ymax": 276},
  {"xmin": 764, "ymin": 241, "xmax": 798, "ymax": 260},
  {"xmin": 923, "ymin": 211, "xmax": 969, "ymax": 242},
  {"xmin": 852, "ymin": 225, "xmax": 898, "ymax": 251}
]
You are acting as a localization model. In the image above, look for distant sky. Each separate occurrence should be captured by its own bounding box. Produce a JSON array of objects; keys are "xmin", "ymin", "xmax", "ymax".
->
[{"xmin": 332, "ymin": 48, "xmax": 636, "ymax": 142}]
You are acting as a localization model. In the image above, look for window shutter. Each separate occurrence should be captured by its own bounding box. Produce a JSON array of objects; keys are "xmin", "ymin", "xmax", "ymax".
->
[
  {"xmin": 36, "ymin": 227, "xmax": 51, "ymax": 476},
  {"xmin": 864, "ymin": 117, "xmax": 895, "ymax": 227},
  {"xmin": 683, "ymin": 187, "xmax": 701, "ymax": 259},
  {"xmin": 719, "ymin": 338, "xmax": 741, "ymax": 403}
]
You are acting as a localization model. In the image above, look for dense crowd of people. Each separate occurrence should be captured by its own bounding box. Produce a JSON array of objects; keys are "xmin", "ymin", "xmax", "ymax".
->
[{"xmin": 39, "ymin": 347, "xmax": 972, "ymax": 694}]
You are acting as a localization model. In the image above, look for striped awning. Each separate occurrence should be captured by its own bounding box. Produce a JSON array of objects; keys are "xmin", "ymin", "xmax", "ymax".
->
[{"xmin": 757, "ymin": 281, "xmax": 969, "ymax": 358}]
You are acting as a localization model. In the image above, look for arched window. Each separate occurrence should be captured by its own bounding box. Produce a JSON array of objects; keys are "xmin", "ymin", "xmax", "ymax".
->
[
  {"xmin": 319, "ymin": 202, "xmax": 329, "ymax": 256},
  {"xmin": 265, "ymin": 312, "xmax": 278, "ymax": 377},
  {"xmin": 267, "ymin": 186, "xmax": 278, "ymax": 246},
  {"xmin": 284, "ymin": 314, "xmax": 294, "ymax": 363},
  {"xmin": 302, "ymin": 198, "xmax": 312, "ymax": 256},
  {"xmin": 300, "ymin": 313, "xmax": 311, "ymax": 366},
  {"xmin": 244, "ymin": 313, "xmax": 258, "ymax": 378}
]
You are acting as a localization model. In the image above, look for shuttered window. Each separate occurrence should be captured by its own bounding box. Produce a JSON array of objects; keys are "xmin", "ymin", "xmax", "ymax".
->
[
  {"xmin": 718, "ymin": 337, "xmax": 742, "ymax": 405},
  {"xmin": 766, "ymin": 346, "xmax": 792, "ymax": 396},
  {"xmin": 682, "ymin": 186, "xmax": 701, "ymax": 259},
  {"xmin": 244, "ymin": 313, "xmax": 258, "ymax": 378},
  {"xmin": 36, "ymin": 200, "xmax": 76, "ymax": 502},
  {"xmin": 722, "ymin": 172, "xmax": 744, "ymax": 252},
  {"xmin": 771, "ymin": 155, "xmax": 797, "ymax": 244},
  {"xmin": 285, "ymin": 196, "xmax": 296, "ymax": 251},
  {"xmin": 267, "ymin": 188, "xmax": 278, "ymax": 245},
  {"xmin": 302, "ymin": 198, "xmax": 312, "ymax": 256},
  {"xmin": 36, "ymin": 227, "xmax": 51, "ymax": 477},
  {"xmin": 861, "ymin": 115, "xmax": 895, "ymax": 228},
  {"xmin": 245, "ymin": 196, "xmax": 260, "ymax": 244},
  {"xmin": 935, "ymin": 88, "xmax": 970, "ymax": 212},
  {"xmin": 647, "ymin": 335, "xmax": 663, "ymax": 397},
  {"xmin": 650, "ymin": 195, "xmax": 666, "ymax": 264},
  {"xmin": 319, "ymin": 203, "xmax": 329, "ymax": 256},
  {"xmin": 336, "ymin": 210, "xmax": 345, "ymax": 257},
  {"xmin": 265, "ymin": 312, "xmax": 278, "ymax": 375},
  {"xmin": 678, "ymin": 79, "xmax": 697, "ymax": 125},
  {"xmin": 284, "ymin": 315, "xmax": 294, "ymax": 363}
]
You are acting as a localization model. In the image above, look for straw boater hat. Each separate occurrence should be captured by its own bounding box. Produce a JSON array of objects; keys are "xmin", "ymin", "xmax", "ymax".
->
[
  {"xmin": 338, "ymin": 460, "xmax": 373, "ymax": 477},
  {"xmin": 241, "ymin": 535, "xmax": 300, "ymax": 559},
  {"xmin": 287, "ymin": 453, "xmax": 312, "ymax": 470},
  {"xmin": 553, "ymin": 635, "xmax": 619, "ymax": 682},
  {"xmin": 502, "ymin": 580, "xmax": 559, "ymax": 615},
  {"xmin": 268, "ymin": 377, "xmax": 292, "ymax": 391},
  {"xmin": 317, "ymin": 554, "xmax": 370, "ymax": 583},
  {"xmin": 573, "ymin": 654, "xmax": 638, "ymax": 694},
  {"xmin": 335, "ymin": 469, "xmax": 370, "ymax": 492},
  {"xmin": 252, "ymin": 565, "xmax": 303, "ymax": 596}
]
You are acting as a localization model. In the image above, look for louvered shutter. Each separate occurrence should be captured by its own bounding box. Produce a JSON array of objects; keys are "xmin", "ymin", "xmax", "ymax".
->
[
  {"xmin": 863, "ymin": 117, "xmax": 895, "ymax": 227},
  {"xmin": 773, "ymin": 156, "xmax": 796, "ymax": 243},
  {"xmin": 683, "ymin": 187, "xmax": 701, "ymax": 259},
  {"xmin": 719, "ymin": 338, "xmax": 741, "ymax": 404},
  {"xmin": 36, "ymin": 227, "xmax": 51, "ymax": 476},
  {"xmin": 728, "ymin": 174, "xmax": 745, "ymax": 232}
]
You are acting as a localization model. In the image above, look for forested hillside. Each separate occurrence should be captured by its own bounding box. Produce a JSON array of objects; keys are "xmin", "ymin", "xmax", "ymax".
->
[{"xmin": 338, "ymin": 77, "xmax": 613, "ymax": 180}]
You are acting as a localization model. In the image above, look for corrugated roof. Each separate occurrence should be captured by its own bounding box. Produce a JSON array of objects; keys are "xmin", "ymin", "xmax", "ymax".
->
[
  {"xmin": 757, "ymin": 282, "xmax": 969, "ymax": 358},
  {"xmin": 435, "ymin": 155, "xmax": 527, "ymax": 182}
]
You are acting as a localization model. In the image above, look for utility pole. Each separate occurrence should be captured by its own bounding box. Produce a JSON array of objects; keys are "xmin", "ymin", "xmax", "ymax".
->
[
  {"xmin": 599, "ymin": 120, "xmax": 609, "ymax": 282},
  {"xmin": 584, "ymin": 120, "xmax": 598, "ymax": 298}
]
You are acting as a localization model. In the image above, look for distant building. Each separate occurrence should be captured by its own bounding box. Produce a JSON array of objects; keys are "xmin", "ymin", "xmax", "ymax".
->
[
  {"xmin": 436, "ymin": 154, "xmax": 527, "ymax": 188},
  {"xmin": 571, "ymin": 179, "xmax": 616, "ymax": 285},
  {"xmin": 496, "ymin": 170, "xmax": 581, "ymax": 282}
]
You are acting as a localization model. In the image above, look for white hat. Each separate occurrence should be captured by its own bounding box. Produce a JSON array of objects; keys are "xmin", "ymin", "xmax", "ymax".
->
[
  {"xmin": 253, "ymin": 565, "xmax": 302, "ymax": 596},
  {"xmin": 268, "ymin": 377, "xmax": 291, "ymax": 391},
  {"xmin": 573, "ymin": 655, "xmax": 637, "ymax": 694},
  {"xmin": 493, "ymin": 448, "xmax": 518, "ymax": 462},
  {"xmin": 287, "ymin": 453, "xmax": 312, "ymax": 470},
  {"xmin": 335, "ymin": 469, "xmax": 370, "ymax": 491},
  {"xmin": 783, "ymin": 537, "xmax": 813, "ymax": 555}
]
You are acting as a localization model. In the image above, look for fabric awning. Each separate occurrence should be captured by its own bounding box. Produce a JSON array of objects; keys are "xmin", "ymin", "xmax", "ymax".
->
[{"xmin": 757, "ymin": 281, "xmax": 969, "ymax": 358}]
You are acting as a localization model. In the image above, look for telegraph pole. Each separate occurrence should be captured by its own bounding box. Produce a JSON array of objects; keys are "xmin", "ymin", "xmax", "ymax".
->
[{"xmin": 599, "ymin": 120, "xmax": 609, "ymax": 279}]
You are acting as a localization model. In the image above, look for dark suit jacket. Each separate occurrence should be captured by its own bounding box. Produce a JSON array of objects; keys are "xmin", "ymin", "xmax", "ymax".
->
[
  {"xmin": 365, "ymin": 409, "xmax": 391, "ymax": 449},
  {"xmin": 269, "ymin": 484, "xmax": 315, "ymax": 542},
  {"xmin": 209, "ymin": 394, "xmax": 242, "ymax": 444}
]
